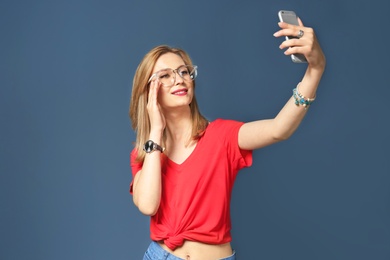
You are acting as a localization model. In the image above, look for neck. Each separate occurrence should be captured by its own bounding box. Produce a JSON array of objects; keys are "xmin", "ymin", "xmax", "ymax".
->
[{"xmin": 163, "ymin": 106, "xmax": 193, "ymax": 145}]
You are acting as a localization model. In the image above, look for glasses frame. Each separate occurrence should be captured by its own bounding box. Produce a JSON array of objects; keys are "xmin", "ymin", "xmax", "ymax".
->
[{"xmin": 148, "ymin": 65, "xmax": 198, "ymax": 87}]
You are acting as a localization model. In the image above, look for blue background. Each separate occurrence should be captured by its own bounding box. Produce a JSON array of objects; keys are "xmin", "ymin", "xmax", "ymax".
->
[{"xmin": 1, "ymin": 0, "xmax": 389, "ymax": 259}]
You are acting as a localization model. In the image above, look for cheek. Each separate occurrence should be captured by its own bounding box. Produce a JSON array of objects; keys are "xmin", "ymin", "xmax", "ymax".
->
[
  {"xmin": 188, "ymin": 89, "xmax": 194, "ymax": 101},
  {"xmin": 157, "ymin": 88, "xmax": 167, "ymax": 103},
  {"xmin": 188, "ymin": 85, "xmax": 195, "ymax": 98}
]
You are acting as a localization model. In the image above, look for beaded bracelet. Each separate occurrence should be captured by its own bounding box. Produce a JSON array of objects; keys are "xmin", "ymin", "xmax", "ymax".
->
[{"xmin": 292, "ymin": 83, "xmax": 316, "ymax": 110}]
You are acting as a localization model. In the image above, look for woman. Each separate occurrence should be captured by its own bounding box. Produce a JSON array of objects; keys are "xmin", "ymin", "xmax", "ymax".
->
[{"xmin": 129, "ymin": 18, "xmax": 325, "ymax": 260}]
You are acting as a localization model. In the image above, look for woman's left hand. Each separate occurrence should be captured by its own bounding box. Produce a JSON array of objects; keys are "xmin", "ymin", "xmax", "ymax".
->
[{"xmin": 274, "ymin": 18, "xmax": 326, "ymax": 69}]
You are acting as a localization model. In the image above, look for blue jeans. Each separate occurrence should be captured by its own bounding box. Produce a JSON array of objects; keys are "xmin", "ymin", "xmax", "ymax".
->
[{"xmin": 143, "ymin": 241, "xmax": 236, "ymax": 260}]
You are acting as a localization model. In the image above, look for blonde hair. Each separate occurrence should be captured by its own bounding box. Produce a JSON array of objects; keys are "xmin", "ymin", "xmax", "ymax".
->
[{"xmin": 129, "ymin": 45, "xmax": 208, "ymax": 162}]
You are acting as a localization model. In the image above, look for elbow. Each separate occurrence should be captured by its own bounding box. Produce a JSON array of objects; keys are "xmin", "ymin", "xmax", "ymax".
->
[
  {"xmin": 272, "ymin": 132, "xmax": 293, "ymax": 142},
  {"xmin": 272, "ymin": 125, "xmax": 298, "ymax": 142},
  {"xmin": 133, "ymin": 197, "xmax": 159, "ymax": 216},
  {"xmin": 273, "ymin": 130, "xmax": 295, "ymax": 142},
  {"xmin": 139, "ymin": 205, "xmax": 159, "ymax": 216}
]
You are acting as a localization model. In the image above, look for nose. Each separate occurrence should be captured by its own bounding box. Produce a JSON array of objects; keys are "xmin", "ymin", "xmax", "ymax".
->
[{"xmin": 173, "ymin": 70, "xmax": 184, "ymax": 85}]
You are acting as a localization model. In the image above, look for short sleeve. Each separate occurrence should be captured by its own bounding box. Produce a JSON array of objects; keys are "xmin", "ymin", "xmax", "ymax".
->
[
  {"xmin": 212, "ymin": 119, "xmax": 253, "ymax": 171},
  {"xmin": 129, "ymin": 149, "xmax": 143, "ymax": 194}
]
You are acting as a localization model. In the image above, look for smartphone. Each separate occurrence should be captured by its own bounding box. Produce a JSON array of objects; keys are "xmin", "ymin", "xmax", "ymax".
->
[{"xmin": 278, "ymin": 10, "xmax": 307, "ymax": 63}]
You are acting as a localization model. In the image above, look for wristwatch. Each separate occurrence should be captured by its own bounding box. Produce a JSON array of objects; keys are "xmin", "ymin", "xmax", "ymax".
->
[{"xmin": 143, "ymin": 140, "xmax": 165, "ymax": 153}]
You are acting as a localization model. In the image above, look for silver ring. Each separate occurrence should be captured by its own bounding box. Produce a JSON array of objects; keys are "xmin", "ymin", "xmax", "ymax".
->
[{"xmin": 297, "ymin": 30, "xmax": 304, "ymax": 39}]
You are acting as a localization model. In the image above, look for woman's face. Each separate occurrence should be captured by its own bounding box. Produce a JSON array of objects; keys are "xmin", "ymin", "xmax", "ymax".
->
[{"xmin": 151, "ymin": 52, "xmax": 194, "ymax": 110}]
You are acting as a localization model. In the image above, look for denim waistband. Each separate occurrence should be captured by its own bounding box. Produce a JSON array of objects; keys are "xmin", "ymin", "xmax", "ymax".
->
[{"xmin": 143, "ymin": 241, "xmax": 236, "ymax": 260}]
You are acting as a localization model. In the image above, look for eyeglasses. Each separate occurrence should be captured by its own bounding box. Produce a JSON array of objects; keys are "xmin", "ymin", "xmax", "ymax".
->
[{"xmin": 148, "ymin": 65, "xmax": 198, "ymax": 87}]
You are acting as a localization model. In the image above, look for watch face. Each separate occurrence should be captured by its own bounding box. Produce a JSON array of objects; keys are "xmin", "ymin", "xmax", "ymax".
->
[
  {"xmin": 144, "ymin": 140, "xmax": 154, "ymax": 153},
  {"xmin": 143, "ymin": 140, "xmax": 164, "ymax": 153}
]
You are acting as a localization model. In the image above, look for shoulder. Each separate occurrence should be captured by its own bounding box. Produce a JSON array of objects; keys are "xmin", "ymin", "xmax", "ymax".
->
[
  {"xmin": 207, "ymin": 118, "xmax": 245, "ymax": 131},
  {"xmin": 203, "ymin": 119, "xmax": 245, "ymax": 141},
  {"xmin": 205, "ymin": 119, "xmax": 253, "ymax": 166},
  {"xmin": 209, "ymin": 118, "xmax": 244, "ymax": 127}
]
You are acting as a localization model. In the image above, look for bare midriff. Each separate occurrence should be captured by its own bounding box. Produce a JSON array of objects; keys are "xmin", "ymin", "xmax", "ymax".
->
[{"xmin": 158, "ymin": 241, "xmax": 233, "ymax": 260}]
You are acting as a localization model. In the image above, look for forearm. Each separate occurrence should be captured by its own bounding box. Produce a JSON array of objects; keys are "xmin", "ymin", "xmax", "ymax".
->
[
  {"xmin": 273, "ymin": 65, "xmax": 325, "ymax": 139},
  {"xmin": 133, "ymin": 132, "xmax": 163, "ymax": 216},
  {"xmin": 272, "ymin": 17, "xmax": 326, "ymax": 140}
]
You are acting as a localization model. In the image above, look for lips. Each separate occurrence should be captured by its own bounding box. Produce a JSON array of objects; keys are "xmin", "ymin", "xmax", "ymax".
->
[{"xmin": 171, "ymin": 88, "xmax": 188, "ymax": 95}]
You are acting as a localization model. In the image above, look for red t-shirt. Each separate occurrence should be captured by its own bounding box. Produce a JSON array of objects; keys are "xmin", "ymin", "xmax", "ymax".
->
[{"xmin": 130, "ymin": 119, "xmax": 252, "ymax": 250}]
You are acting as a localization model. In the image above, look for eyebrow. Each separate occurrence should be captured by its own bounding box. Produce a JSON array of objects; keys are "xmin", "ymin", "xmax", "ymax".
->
[{"xmin": 153, "ymin": 64, "xmax": 186, "ymax": 72}]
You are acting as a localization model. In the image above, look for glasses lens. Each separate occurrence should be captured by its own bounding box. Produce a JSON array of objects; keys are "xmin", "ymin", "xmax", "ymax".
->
[
  {"xmin": 178, "ymin": 65, "xmax": 197, "ymax": 80},
  {"xmin": 155, "ymin": 69, "xmax": 175, "ymax": 86},
  {"xmin": 150, "ymin": 65, "xmax": 198, "ymax": 87}
]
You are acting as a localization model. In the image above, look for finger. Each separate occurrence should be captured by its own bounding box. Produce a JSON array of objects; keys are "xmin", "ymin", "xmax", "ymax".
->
[
  {"xmin": 274, "ymin": 26, "xmax": 304, "ymax": 38},
  {"xmin": 277, "ymin": 21, "xmax": 301, "ymax": 30},
  {"xmin": 154, "ymin": 80, "xmax": 162, "ymax": 94},
  {"xmin": 148, "ymin": 80, "xmax": 159, "ymax": 105},
  {"xmin": 148, "ymin": 80, "xmax": 155, "ymax": 102},
  {"xmin": 151, "ymin": 81, "xmax": 159, "ymax": 103},
  {"xmin": 277, "ymin": 22, "xmax": 289, "ymax": 29},
  {"xmin": 283, "ymin": 46, "xmax": 308, "ymax": 56},
  {"xmin": 279, "ymin": 38, "xmax": 302, "ymax": 49},
  {"xmin": 153, "ymin": 80, "xmax": 162, "ymax": 102},
  {"xmin": 281, "ymin": 34, "xmax": 313, "ymax": 50}
]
